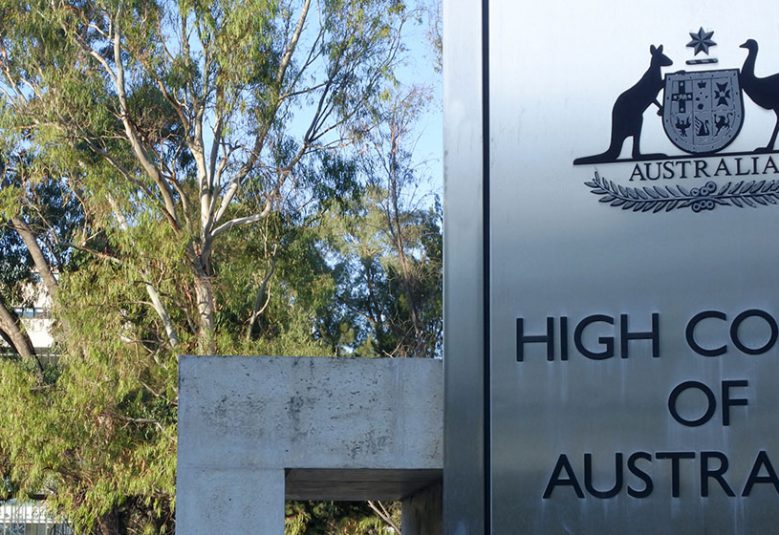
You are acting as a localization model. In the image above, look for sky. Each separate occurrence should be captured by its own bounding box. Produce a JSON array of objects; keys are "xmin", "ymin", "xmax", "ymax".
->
[{"xmin": 394, "ymin": 5, "xmax": 443, "ymax": 200}]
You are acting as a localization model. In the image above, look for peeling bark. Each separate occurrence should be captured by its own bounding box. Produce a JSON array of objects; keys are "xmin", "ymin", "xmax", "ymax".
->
[{"xmin": 191, "ymin": 252, "xmax": 216, "ymax": 354}]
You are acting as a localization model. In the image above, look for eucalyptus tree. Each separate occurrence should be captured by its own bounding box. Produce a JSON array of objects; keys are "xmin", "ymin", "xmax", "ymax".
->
[
  {"xmin": 0, "ymin": 0, "xmax": 408, "ymax": 353},
  {"xmin": 0, "ymin": 151, "xmax": 83, "ymax": 373},
  {"xmin": 0, "ymin": 0, "xmax": 415, "ymax": 532},
  {"xmin": 331, "ymin": 86, "xmax": 442, "ymax": 359}
]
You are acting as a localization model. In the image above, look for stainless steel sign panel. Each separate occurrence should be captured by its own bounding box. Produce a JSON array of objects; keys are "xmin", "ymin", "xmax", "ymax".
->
[{"xmin": 487, "ymin": 0, "xmax": 779, "ymax": 533}]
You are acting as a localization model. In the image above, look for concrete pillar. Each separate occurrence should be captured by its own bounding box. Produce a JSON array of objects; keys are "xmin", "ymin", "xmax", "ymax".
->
[
  {"xmin": 401, "ymin": 482, "xmax": 443, "ymax": 535},
  {"xmin": 176, "ymin": 467, "xmax": 284, "ymax": 534}
]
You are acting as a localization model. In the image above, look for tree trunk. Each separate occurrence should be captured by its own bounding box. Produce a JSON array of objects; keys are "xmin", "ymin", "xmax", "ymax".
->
[
  {"xmin": 193, "ymin": 267, "xmax": 216, "ymax": 354},
  {"xmin": 93, "ymin": 508, "xmax": 121, "ymax": 535},
  {"xmin": 187, "ymin": 231, "xmax": 218, "ymax": 354},
  {"xmin": 194, "ymin": 278, "xmax": 215, "ymax": 354}
]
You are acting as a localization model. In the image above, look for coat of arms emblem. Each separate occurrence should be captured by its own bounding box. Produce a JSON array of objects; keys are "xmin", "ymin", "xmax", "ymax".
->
[
  {"xmin": 662, "ymin": 69, "xmax": 743, "ymax": 154},
  {"xmin": 574, "ymin": 28, "xmax": 779, "ymax": 214}
]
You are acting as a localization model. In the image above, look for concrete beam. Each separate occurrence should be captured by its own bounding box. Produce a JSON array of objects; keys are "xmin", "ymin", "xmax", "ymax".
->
[{"xmin": 284, "ymin": 469, "xmax": 441, "ymax": 501}]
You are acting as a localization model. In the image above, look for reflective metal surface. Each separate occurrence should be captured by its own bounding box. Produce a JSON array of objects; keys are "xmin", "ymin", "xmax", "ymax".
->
[
  {"xmin": 443, "ymin": 0, "xmax": 486, "ymax": 533},
  {"xmin": 489, "ymin": 0, "xmax": 779, "ymax": 533}
]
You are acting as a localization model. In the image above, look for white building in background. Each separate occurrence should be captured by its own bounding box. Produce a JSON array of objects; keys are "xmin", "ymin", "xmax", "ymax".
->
[
  {"xmin": 15, "ymin": 279, "xmax": 54, "ymax": 351},
  {"xmin": 0, "ymin": 278, "xmax": 54, "ymax": 356},
  {"xmin": 0, "ymin": 501, "xmax": 71, "ymax": 535}
]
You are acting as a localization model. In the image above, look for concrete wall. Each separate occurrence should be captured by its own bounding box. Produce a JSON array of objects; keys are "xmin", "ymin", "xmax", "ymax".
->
[
  {"xmin": 402, "ymin": 483, "xmax": 443, "ymax": 535},
  {"xmin": 177, "ymin": 356, "xmax": 443, "ymax": 534}
]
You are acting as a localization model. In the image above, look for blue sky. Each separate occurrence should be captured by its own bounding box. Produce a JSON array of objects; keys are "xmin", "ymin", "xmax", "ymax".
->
[{"xmin": 395, "ymin": 4, "xmax": 443, "ymax": 200}]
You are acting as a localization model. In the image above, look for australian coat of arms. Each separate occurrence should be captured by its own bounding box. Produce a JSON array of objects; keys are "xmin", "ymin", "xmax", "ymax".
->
[
  {"xmin": 574, "ymin": 29, "xmax": 779, "ymax": 213},
  {"xmin": 663, "ymin": 69, "xmax": 743, "ymax": 154}
]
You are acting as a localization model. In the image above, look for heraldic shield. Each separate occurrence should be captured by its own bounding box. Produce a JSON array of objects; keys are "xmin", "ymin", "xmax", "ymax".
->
[{"xmin": 663, "ymin": 69, "xmax": 744, "ymax": 154}]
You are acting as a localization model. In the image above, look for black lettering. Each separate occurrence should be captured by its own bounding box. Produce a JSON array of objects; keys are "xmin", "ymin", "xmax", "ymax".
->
[
  {"xmin": 656, "ymin": 452, "xmax": 695, "ymax": 497},
  {"xmin": 730, "ymin": 309, "xmax": 778, "ymax": 355},
  {"xmin": 685, "ymin": 310, "xmax": 727, "ymax": 357},
  {"xmin": 663, "ymin": 161, "xmax": 675, "ymax": 179},
  {"xmin": 700, "ymin": 451, "xmax": 735, "ymax": 497},
  {"xmin": 584, "ymin": 453, "xmax": 623, "ymax": 499},
  {"xmin": 763, "ymin": 156, "xmax": 779, "ymax": 175},
  {"xmin": 574, "ymin": 315, "xmax": 615, "ymax": 360},
  {"xmin": 620, "ymin": 313, "xmax": 659, "ymax": 358},
  {"xmin": 543, "ymin": 454, "xmax": 584, "ymax": 499},
  {"xmin": 714, "ymin": 159, "xmax": 732, "ymax": 176},
  {"xmin": 721, "ymin": 380, "xmax": 749, "ymax": 426},
  {"xmin": 743, "ymin": 451, "xmax": 779, "ymax": 496},
  {"xmin": 678, "ymin": 160, "xmax": 691, "ymax": 179},
  {"xmin": 644, "ymin": 162, "xmax": 661, "ymax": 181},
  {"xmin": 517, "ymin": 317, "xmax": 555, "ymax": 362},
  {"xmin": 630, "ymin": 164, "xmax": 645, "ymax": 181},
  {"xmin": 735, "ymin": 157, "xmax": 751, "ymax": 176},
  {"xmin": 695, "ymin": 160, "xmax": 710, "ymax": 178},
  {"xmin": 668, "ymin": 381, "xmax": 716, "ymax": 427},
  {"xmin": 627, "ymin": 452, "xmax": 654, "ymax": 498}
]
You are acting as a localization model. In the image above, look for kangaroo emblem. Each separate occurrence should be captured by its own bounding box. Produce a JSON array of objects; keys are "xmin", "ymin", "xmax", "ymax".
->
[{"xmin": 574, "ymin": 45, "xmax": 673, "ymax": 164}]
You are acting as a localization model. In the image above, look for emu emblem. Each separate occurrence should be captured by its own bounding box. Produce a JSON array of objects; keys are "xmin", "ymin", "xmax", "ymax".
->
[{"xmin": 662, "ymin": 69, "xmax": 744, "ymax": 154}]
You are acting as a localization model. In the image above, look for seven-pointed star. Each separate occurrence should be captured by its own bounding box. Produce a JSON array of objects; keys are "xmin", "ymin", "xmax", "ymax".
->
[
  {"xmin": 715, "ymin": 82, "xmax": 731, "ymax": 106},
  {"xmin": 687, "ymin": 27, "xmax": 717, "ymax": 55}
]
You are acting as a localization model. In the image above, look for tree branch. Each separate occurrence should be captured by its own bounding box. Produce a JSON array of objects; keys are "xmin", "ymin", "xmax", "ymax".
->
[
  {"xmin": 10, "ymin": 217, "xmax": 58, "ymax": 297},
  {"xmin": 276, "ymin": 0, "xmax": 311, "ymax": 86},
  {"xmin": 211, "ymin": 0, "xmax": 311, "ymax": 227},
  {"xmin": 111, "ymin": 12, "xmax": 180, "ymax": 230},
  {"xmin": 367, "ymin": 501, "xmax": 400, "ymax": 534},
  {"xmin": 245, "ymin": 247, "xmax": 277, "ymax": 340},
  {"xmin": 107, "ymin": 195, "xmax": 179, "ymax": 348},
  {"xmin": 0, "ymin": 296, "xmax": 44, "ymax": 375},
  {"xmin": 210, "ymin": 205, "xmax": 272, "ymax": 239}
]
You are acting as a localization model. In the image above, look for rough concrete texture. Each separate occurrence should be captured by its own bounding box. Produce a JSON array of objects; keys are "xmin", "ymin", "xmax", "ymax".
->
[
  {"xmin": 178, "ymin": 356, "xmax": 442, "ymax": 470},
  {"xmin": 177, "ymin": 468, "xmax": 284, "ymax": 535},
  {"xmin": 177, "ymin": 356, "xmax": 443, "ymax": 532}
]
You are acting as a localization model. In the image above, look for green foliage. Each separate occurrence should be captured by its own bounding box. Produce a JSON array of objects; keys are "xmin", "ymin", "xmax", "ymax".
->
[
  {"xmin": 285, "ymin": 501, "xmax": 400, "ymax": 535},
  {"xmin": 0, "ymin": 223, "xmax": 31, "ymax": 302},
  {"xmin": 0, "ymin": 152, "xmax": 83, "ymax": 303},
  {"xmin": 325, "ymin": 88, "xmax": 442, "ymax": 358}
]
